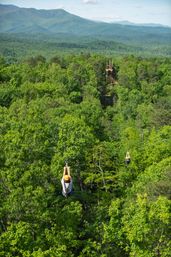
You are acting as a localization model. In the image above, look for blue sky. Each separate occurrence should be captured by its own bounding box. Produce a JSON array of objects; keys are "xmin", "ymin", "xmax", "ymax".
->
[{"xmin": 0, "ymin": 0, "xmax": 171, "ymax": 26}]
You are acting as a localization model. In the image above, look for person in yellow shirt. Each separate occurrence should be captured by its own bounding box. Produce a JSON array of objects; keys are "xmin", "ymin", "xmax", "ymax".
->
[{"xmin": 125, "ymin": 151, "xmax": 131, "ymax": 165}]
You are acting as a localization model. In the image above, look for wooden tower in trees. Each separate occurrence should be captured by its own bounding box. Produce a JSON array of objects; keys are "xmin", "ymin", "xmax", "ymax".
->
[
  {"xmin": 100, "ymin": 60, "xmax": 117, "ymax": 107},
  {"xmin": 106, "ymin": 60, "xmax": 115, "ymax": 84}
]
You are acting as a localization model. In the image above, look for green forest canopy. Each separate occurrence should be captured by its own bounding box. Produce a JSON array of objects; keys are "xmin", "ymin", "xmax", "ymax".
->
[
  {"xmin": 0, "ymin": 54, "xmax": 171, "ymax": 256},
  {"xmin": 0, "ymin": 32, "xmax": 171, "ymax": 63}
]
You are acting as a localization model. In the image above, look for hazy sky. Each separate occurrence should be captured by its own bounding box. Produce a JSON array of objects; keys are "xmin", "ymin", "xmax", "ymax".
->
[{"xmin": 0, "ymin": 0, "xmax": 171, "ymax": 26}]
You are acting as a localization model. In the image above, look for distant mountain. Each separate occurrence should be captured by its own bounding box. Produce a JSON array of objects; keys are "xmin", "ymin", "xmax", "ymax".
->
[
  {"xmin": 111, "ymin": 20, "xmax": 169, "ymax": 28},
  {"xmin": 0, "ymin": 4, "xmax": 107, "ymax": 34},
  {"xmin": 0, "ymin": 4, "xmax": 171, "ymax": 44}
]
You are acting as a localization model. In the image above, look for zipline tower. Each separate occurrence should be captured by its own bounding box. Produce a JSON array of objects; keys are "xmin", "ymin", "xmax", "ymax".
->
[{"xmin": 106, "ymin": 60, "xmax": 115, "ymax": 84}]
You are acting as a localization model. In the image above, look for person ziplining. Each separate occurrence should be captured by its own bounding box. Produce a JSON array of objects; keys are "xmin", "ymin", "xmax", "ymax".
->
[
  {"xmin": 61, "ymin": 163, "xmax": 73, "ymax": 197},
  {"xmin": 125, "ymin": 151, "xmax": 131, "ymax": 165}
]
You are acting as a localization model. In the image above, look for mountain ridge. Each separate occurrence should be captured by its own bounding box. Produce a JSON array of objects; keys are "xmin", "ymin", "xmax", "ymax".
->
[
  {"xmin": 0, "ymin": 4, "xmax": 170, "ymax": 28},
  {"xmin": 0, "ymin": 4, "xmax": 171, "ymax": 53},
  {"xmin": 0, "ymin": 4, "xmax": 170, "ymax": 32}
]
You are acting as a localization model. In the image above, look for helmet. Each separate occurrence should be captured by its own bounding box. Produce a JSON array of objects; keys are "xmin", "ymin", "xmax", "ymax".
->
[{"xmin": 64, "ymin": 175, "xmax": 71, "ymax": 183}]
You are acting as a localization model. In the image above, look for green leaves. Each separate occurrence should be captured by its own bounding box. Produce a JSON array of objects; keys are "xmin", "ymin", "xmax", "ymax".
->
[
  {"xmin": 0, "ymin": 54, "xmax": 171, "ymax": 257},
  {"xmin": 57, "ymin": 114, "xmax": 95, "ymax": 163},
  {"xmin": 122, "ymin": 194, "xmax": 171, "ymax": 257}
]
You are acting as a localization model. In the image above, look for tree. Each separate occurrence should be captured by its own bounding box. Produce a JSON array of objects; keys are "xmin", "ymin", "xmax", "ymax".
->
[{"xmin": 122, "ymin": 194, "xmax": 171, "ymax": 257}]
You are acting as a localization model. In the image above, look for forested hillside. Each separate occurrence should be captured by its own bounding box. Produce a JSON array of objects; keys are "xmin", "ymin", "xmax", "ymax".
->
[
  {"xmin": 1, "ymin": 4, "xmax": 171, "ymax": 39},
  {"xmin": 0, "ymin": 4, "xmax": 171, "ymax": 60},
  {"xmin": 1, "ymin": 32, "xmax": 171, "ymax": 62},
  {"xmin": 0, "ymin": 54, "xmax": 171, "ymax": 256}
]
